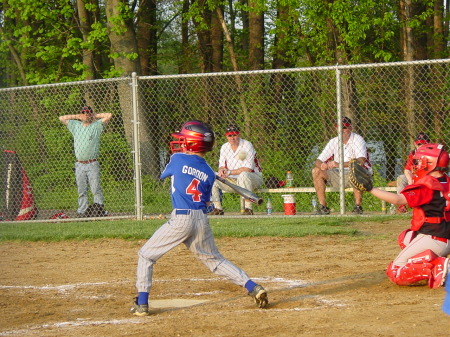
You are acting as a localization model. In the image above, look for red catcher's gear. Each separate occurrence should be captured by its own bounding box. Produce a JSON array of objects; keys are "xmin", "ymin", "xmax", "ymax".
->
[
  {"xmin": 170, "ymin": 120, "xmax": 215, "ymax": 153},
  {"xmin": 386, "ymin": 249, "xmax": 438, "ymax": 286},
  {"xmin": 397, "ymin": 229, "xmax": 417, "ymax": 250},
  {"xmin": 386, "ymin": 261, "xmax": 433, "ymax": 286},
  {"xmin": 402, "ymin": 175, "xmax": 450, "ymax": 231},
  {"xmin": 429, "ymin": 256, "xmax": 449, "ymax": 289},
  {"xmin": 412, "ymin": 143, "xmax": 449, "ymax": 183}
]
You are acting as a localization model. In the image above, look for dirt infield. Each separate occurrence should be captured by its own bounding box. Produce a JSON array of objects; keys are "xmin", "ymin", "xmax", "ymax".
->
[{"xmin": 1, "ymin": 219, "xmax": 449, "ymax": 336}]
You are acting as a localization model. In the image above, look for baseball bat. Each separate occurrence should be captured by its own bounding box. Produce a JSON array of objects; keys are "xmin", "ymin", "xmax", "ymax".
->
[{"xmin": 215, "ymin": 175, "xmax": 263, "ymax": 205}]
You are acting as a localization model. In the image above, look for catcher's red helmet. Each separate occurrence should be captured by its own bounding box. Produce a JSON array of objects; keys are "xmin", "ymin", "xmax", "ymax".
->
[
  {"xmin": 412, "ymin": 143, "xmax": 449, "ymax": 182},
  {"xmin": 170, "ymin": 120, "xmax": 215, "ymax": 153}
]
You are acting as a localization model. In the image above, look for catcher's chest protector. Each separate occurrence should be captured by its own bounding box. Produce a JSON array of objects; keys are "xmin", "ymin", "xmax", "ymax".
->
[{"xmin": 407, "ymin": 175, "xmax": 450, "ymax": 231}]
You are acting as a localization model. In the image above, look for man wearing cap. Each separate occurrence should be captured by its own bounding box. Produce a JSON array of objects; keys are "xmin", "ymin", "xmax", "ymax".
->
[
  {"xmin": 312, "ymin": 116, "xmax": 372, "ymax": 215},
  {"xmin": 208, "ymin": 125, "xmax": 263, "ymax": 215},
  {"xmin": 395, "ymin": 132, "xmax": 431, "ymax": 213},
  {"xmin": 59, "ymin": 106, "xmax": 112, "ymax": 217}
]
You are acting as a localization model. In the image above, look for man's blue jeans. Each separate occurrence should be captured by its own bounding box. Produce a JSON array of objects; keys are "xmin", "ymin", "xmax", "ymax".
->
[{"xmin": 75, "ymin": 161, "xmax": 104, "ymax": 214}]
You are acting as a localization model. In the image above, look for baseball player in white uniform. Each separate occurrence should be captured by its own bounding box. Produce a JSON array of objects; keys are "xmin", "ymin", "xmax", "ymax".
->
[{"xmin": 208, "ymin": 125, "xmax": 263, "ymax": 215}]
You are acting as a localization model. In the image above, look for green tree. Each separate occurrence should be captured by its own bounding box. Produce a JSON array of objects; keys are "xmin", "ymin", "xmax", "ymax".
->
[{"xmin": 1, "ymin": 0, "xmax": 449, "ymax": 87}]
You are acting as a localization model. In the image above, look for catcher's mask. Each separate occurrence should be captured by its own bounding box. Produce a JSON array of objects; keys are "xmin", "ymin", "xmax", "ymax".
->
[
  {"xmin": 170, "ymin": 120, "xmax": 215, "ymax": 153},
  {"xmin": 412, "ymin": 143, "xmax": 449, "ymax": 182}
]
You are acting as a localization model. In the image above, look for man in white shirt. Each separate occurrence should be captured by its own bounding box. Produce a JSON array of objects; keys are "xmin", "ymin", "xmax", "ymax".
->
[
  {"xmin": 208, "ymin": 125, "xmax": 263, "ymax": 215},
  {"xmin": 312, "ymin": 117, "xmax": 372, "ymax": 215}
]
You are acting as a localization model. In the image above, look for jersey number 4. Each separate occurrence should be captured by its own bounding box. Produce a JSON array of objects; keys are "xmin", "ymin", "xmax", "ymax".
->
[{"xmin": 186, "ymin": 178, "xmax": 202, "ymax": 202}]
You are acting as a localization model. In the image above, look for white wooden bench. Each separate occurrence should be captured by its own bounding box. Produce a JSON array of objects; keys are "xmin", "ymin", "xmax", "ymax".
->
[{"xmin": 237, "ymin": 186, "xmax": 397, "ymax": 213}]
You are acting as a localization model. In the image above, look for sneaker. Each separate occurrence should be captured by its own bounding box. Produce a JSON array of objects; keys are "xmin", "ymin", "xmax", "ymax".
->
[
  {"xmin": 242, "ymin": 208, "xmax": 254, "ymax": 215},
  {"xmin": 248, "ymin": 285, "xmax": 268, "ymax": 308},
  {"xmin": 315, "ymin": 204, "xmax": 330, "ymax": 215},
  {"xmin": 429, "ymin": 257, "xmax": 449, "ymax": 289},
  {"xmin": 208, "ymin": 208, "xmax": 224, "ymax": 215},
  {"xmin": 352, "ymin": 205, "xmax": 364, "ymax": 215},
  {"xmin": 396, "ymin": 205, "xmax": 407, "ymax": 214},
  {"xmin": 130, "ymin": 297, "xmax": 150, "ymax": 316}
]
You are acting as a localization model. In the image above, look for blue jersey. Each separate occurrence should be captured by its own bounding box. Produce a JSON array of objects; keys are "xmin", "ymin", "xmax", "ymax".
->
[{"xmin": 160, "ymin": 153, "xmax": 215, "ymax": 210}]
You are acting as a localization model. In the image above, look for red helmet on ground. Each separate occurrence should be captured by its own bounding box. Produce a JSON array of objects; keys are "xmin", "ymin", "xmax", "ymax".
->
[
  {"xmin": 170, "ymin": 120, "xmax": 215, "ymax": 153},
  {"xmin": 412, "ymin": 143, "xmax": 449, "ymax": 182}
]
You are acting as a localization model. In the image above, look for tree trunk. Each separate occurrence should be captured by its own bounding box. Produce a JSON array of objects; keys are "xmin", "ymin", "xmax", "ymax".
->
[
  {"xmin": 432, "ymin": 0, "xmax": 444, "ymax": 59},
  {"xmin": 399, "ymin": 0, "xmax": 414, "ymax": 61},
  {"xmin": 104, "ymin": 0, "xmax": 140, "ymax": 76},
  {"xmin": 76, "ymin": 0, "xmax": 96, "ymax": 80},
  {"xmin": 216, "ymin": 7, "xmax": 249, "ymax": 129},
  {"xmin": 248, "ymin": 0, "xmax": 264, "ymax": 70},
  {"xmin": 179, "ymin": 0, "xmax": 190, "ymax": 74},
  {"xmin": 136, "ymin": 0, "xmax": 158, "ymax": 75},
  {"xmin": 105, "ymin": 0, "xmax": 158, "ymax": 176},
  {"xmin": 272, "ymin": 4, "xmax": 293, "ymax": 70},
  {"xmin": 413, "ymin": 1, "xmax": 428, "ymax": 60},
  {"xmin": 398, "ymin": 0, "xmax": 416, "ymax": 140},
  {"xmin": 239, "ymin": 0, "xmax": 249, "ymax": 53},
  {"xmin": 211, "ymin": 6, "xmax": 223, "ymax": 72},
  {"xmin": 191, "ymin": 0, "xmax": 213, "ymax": 72}
]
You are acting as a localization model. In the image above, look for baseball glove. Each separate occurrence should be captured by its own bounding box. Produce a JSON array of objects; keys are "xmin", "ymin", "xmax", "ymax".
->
[{"xmin": 348, "ymin": 159, "xmax": 373, "ymax": 192}]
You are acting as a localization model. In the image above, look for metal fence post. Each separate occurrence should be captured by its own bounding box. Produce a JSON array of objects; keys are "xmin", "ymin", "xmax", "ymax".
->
[
  {"xmin": 335, "ymin": 66, "xmax": 345, "ymax": 215},
  {"xmin": 131, "ymin": 72, "xmax": 143, "ymax": 220}
]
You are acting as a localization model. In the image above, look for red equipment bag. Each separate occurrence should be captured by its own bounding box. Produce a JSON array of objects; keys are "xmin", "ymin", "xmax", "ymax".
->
[{"xmin": 2, "ymin": 150, "xmax": 38, "ymax": 221}]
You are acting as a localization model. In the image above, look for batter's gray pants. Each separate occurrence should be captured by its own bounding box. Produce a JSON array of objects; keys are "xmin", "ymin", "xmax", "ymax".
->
[{"xmin": 136, "ymin": 209, "xmax": 251, "ymax": 294}]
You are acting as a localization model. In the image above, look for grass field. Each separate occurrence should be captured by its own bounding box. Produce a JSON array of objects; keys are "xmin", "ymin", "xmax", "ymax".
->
[{"xmin": 0, "ymin": 216, "xmax": 402, "ymax": 241}]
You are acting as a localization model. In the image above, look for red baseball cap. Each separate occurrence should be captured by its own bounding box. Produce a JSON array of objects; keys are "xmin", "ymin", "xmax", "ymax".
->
[
  {"xmin": 414, "ymin": 132, "xmax": 430, "ymax": 145},
  {"xmin": 81, "ymin": 106, "xmax": 94, "ymax": 114},
  {"xmin": 335, "ymin": 116, "xmax": 352, "ymax": 128},
  {"xmin": 225, "ymin": 125, "xmax": 240, "ymax": 136}
]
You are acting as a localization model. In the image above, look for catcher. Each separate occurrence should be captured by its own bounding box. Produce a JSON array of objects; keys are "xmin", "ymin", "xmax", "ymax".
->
[{"xmin": 348, "ymin": 143, "xmax": 450, "ymax": 289}]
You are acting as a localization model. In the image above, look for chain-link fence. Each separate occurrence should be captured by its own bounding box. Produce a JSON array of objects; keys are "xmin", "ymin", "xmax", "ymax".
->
[{"xmin": 1, "ymin": 59, "xmax": 449, "ymax": 221}]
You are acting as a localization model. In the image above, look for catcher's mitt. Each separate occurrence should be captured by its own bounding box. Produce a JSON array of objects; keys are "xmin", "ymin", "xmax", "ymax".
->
[{"xmin": 348, "ymin": 160, "xmax": 373, "ymax": 192}]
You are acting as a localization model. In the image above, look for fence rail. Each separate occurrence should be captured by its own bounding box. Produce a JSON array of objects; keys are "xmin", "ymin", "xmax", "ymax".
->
[{"xmin": 1, "ymin": 59, "xmax": 449, "ymax": 221}]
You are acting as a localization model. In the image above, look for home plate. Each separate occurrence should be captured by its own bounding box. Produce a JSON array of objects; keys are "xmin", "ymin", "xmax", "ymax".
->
[{"xmin": 149, "ymin": 299, "xmax": 208, "ymax": 309}]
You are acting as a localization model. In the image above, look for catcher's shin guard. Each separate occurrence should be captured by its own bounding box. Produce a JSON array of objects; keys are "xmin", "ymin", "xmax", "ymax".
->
[
  {"xmin": 407, "ymin": 249, "xmax": 439, "ymax": 264},
  {"xmin": 429, "ymin": 257, "xmax": 450, "ymax": 289},
  {"xmin": 386, "ymin": 250, "xmax": 438, "ymax": 286},
  {"xmin": 386, "ymin": 261, "xmax": 433, "ymax": 286}
]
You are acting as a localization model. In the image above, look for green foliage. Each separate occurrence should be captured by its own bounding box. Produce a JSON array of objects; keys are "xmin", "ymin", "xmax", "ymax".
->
[
  {"xmin": 292, "ymin": 0, "xmax": 399, "ymax": 65},
  {"xmin": 0, "ymin": 0, "xmax": 442, "ymax": 85}
]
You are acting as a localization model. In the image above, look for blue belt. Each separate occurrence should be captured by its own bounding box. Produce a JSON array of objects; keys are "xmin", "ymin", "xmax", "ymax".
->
[{"xmin": 175, "ymin": 209, "xmax": 206, "ymax": 215}]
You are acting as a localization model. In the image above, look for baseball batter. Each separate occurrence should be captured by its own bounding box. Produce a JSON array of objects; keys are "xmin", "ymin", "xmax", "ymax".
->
[
  {"xmin": 354, "ymin": 143, "xmax": 450, "ymax": 288},
  {"xmin": 131, "ymin": 120, "xmax": 268, "ymax": 316}
]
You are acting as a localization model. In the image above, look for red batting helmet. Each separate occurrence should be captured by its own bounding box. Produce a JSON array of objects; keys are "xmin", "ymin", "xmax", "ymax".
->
[
  {"xmin": 170, "ymin": 120, "xmax": 215, "ymax": 153},
  {"xmin": 412, "ymin": 143, "xmax": 449, "ymax": 182}
]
